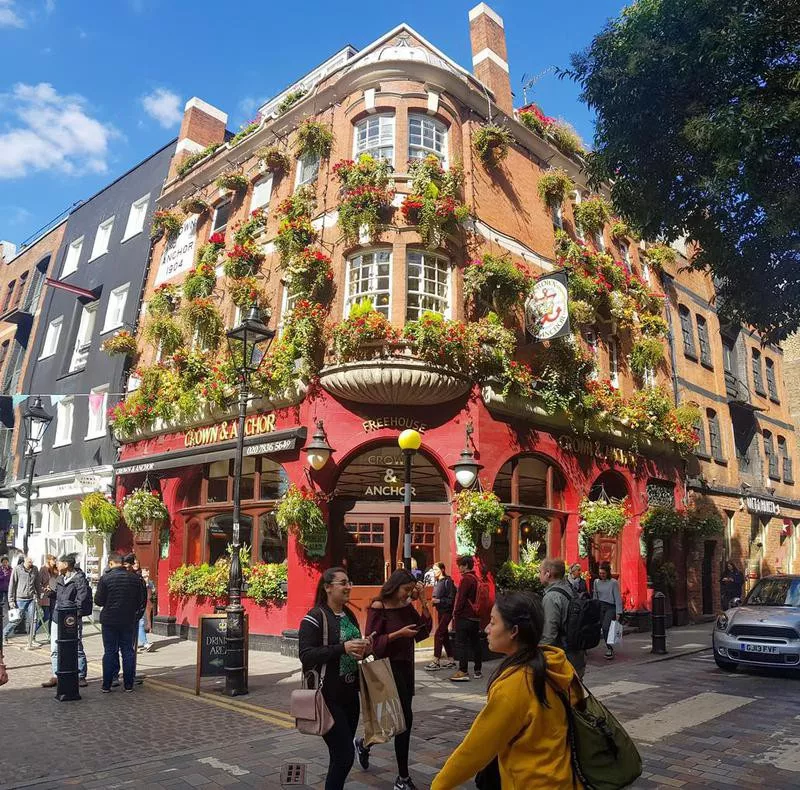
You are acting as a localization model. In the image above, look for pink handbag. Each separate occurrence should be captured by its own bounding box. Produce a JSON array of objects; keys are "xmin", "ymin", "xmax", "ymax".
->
[{"xmin": 291, "ymin": 610, "xmax": 335, "ymax": 736}]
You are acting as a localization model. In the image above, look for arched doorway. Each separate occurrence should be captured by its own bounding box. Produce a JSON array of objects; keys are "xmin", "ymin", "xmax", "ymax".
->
[
  {"xmin": 585, "ymin": 470, "xmax": 629, "ymax": 577},
  {"xmin": 330, "ymin": 443, "xmax": 450, "ymax": 617}
]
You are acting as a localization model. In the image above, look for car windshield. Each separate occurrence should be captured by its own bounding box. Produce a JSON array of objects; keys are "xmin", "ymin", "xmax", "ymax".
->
[{"xmin": 745, "ymin": 578, "xmax": 800, "ymax": 607}]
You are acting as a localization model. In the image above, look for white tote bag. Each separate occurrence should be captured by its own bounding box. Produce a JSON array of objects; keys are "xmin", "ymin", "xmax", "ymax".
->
[{"xmin": 607, "ymin": 619, "xmax": 623, "ymax": 646}]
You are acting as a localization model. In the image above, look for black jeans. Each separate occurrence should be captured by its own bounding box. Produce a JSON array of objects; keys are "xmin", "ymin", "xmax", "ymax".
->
[
  {"xmin": 390, "ymin": 660, "xmax": 415, "ymax": 778},
  {"xmin": 322, "ymin": 693, "xmax": 360, "ymax": 790},
  {"xmin": 101, "ymin": 623, "xmax": 136, "ymax": 689},
  {"xmin": 456, "ymin": 618, "xmax": 482, "ymax": 673}
]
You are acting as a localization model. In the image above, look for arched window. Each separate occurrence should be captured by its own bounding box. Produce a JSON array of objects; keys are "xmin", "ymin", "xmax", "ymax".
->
[
  {"xmin": 408, "ymin": 114, "xmax": 447, "ymax": 164},
  {"xmin": 354, "ymin": 114, "xmax": 395, "ymax": 163},
  {"xmin": 494, "ymin": 455, "xmax": 566, "ymax": 510},
  {"xmin": 679, "ymin": 305, "xmax": 696, "ymax": 359},
  {"xmin": 345, "ymin": 250, "xmax": 391, "ymax": 317},
  {"xmin": 406, "ymin": 250, "xmax": 450, "ymax": 320}
]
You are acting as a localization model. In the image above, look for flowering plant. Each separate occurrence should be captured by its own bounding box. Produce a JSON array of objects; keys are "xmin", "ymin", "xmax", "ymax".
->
[
  {"xmin": 332, "ymin": 300, "xmax": 399, "ymax": 361},
  {"xmin": 182, "ymin": 261, "xmax": 217, "ymax": 300},
  {"xmin": 275, "ymin": 485, "xmax": 327, "ymax": 556},
  {"xmin": 501, "ymin": 360, "xmax": 536, "ymax": 399},
  {"xmin": 453, "ymin": 490, "xmax": 505, "ymax": 549},
  {"xmin": 402, "ymin": 312, "xmax": 471, "ymax": 371},
  {"xmin": 519, "ymin": 104, "xmax": 555, "ymax": 136},
  {"xmin": 148, "ymin": 283, "xmax": 181, "ymax": 317},
  {"xmin": 176, "ymin": 142, "xmax": 221, "ymax": 178},
  {"xmin": 215, "ymin": 171, "xmax": 249, "ymax": 192},
  {"xmin": 642, "ymin": 244, "xmax": 677, "ymax": 272},
  {"xmin": 144, "ymin": 316, "xmax": 184, "ymax": 355},
  {"xmin": 463, "ymin": 254, "xmax": 531, "ymax": 316},
  {"xmin": 208, "ymin": 231, "xmax": 226, "ymax": 247},
  {"xmin": 282, "ymin": 248, "xmax": 334, "ymax": 304},
  {"xmin": 333, "ymin": 154, "xmax": 392, "ymax": 192},
  {"xmin": 582, "ymin": 379, "xmax": 623, "ymax": 418},
  {"xmin": 573, "ymin": 196, "xmax": 612, "ymax": 237},
  {"xmin": 579, "ymin": 497, "xmax": 628, "ymax": 537},
  {"xmin": 224, "ymin": 242, "xmax": 264, "ymax": 278},
  {"xmin": 180, "ymin": 197, "xmax": 209, "ymax": 215},
  {"xmin": 229, "ymin": 276, "xmax": 268, "ymax": 309},
  {"xmin": 80, "ymin": 492, "xmax": 120, "ymax": 535},
  {"xmin": 181, "ymin": 297, "xmax": 223, "ymax": 349},
  {"xmin": 229, "ymin": 118, "xmax": 261, "ymax": 147},
  {"xmin": 101, "ymin": 330, "xmax": 138, "ymax": 357},
  {"xmin": 276, "ymin": 89, "xmax": 306, "ymax": 115},
  {"xmin": 338, "ymin": 185, "xmax": 394, "ymax": 244},
  {"xmin": 294, "ymin": 119, "xmax": 333, "ymax": 160},
  {"xmin": 641, "ymin": 506, "xmax": 686, "ymax": 539},
  {"xmin": 275, "ymin": 218, "xmax": 317, "ymax": 264},
  {"xmin": 122, "ymin": 488, "xmax": 169, "ymax": 533},
  {"xmin": 256, "ymin": 146, "xmax": 291, "ymax": 175},
  {"xmin": 537, "ymin": 169, "xmax": 574, "ymax": 206},
  {"xmin": 233, "ymin": 208, "xmax": 268, "ymax": 246},
  {"xmin": 630, "ymin": 336, "xmax": 665, "ymax": 379},
  {"xmin": 467, "ymin": 313, "xmax": 516, "ymax": 382},
  {"xmin": 151, "ymin": 209, "xmax": 183, "ymax": 239},
  {"xmin": 472, "ymin": 123, "xmax": 513, "ymax": 166}
]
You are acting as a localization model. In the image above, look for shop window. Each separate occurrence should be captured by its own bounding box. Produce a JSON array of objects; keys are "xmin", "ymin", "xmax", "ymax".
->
[
  {"xmin": 408, "ymin": 114, "xmax": 447, "ymax": 164},
  {"xmin": 260, "ymin": 458, "xmax": 289, "ymax": 500},
  {"xmin": 765, "ymin": 358, "xmax": 779, "ymax": 402},
  {"xmin": 406, "ymin": 251, "xmax": 450, "ymax": 320},
  {"xmin": 207, "ymin": 460, "xmax": 229, "ymax": 503},
  {"xmin": 354, "ymin": 114, "xmax": 395, "ymax": 163},
  {"xmin": 345, "ymin": 250, "xmax": 391, "ymax": 317},
  {"xmin": 752, "ymin": 349, "xmax": 765, "ymax": 396},
  {"xmin": 205, "ymin": 457, "xmax": 287, "ymax": 504},
  {"xmin": 679, "ymin": 305, "xmax": 696, "ymax": 359},
  {"xmin": 259, "ymin": 513, "xmax": 287, "ymax": 563},
  {"xmin": 494, "ymin": 455, "xmax": 566, "ymax": 510},
  {"xmin": 207, "ymin": 514, "xmax": 253, "ymax": 565},
  {"xmin": 344, "ymin": 520, "xmax": 387, "ymax": 585}
]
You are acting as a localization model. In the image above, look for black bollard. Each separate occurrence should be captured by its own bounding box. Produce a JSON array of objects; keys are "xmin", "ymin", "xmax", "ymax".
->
[
  {"xmin": 55, "ymin": 605, "xmax": 81, "ymax": 702},
  {"xmin": 651, "ymin": 591, "xmax": 667, "ymax": 655}
]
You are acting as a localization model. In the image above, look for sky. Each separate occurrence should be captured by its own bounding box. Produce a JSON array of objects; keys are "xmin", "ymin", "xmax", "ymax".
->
[{"xmin": 0, "ymin": 0, "xmax": 627, "ymax": 246}]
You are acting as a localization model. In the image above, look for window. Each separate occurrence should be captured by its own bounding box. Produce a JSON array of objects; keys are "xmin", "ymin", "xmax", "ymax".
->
[
  {"xmin": 122, "ymin": 194, "xmax": 150, "ymax": 241},
  {"xmin": 354, "ymin": 114, "xmax": 395, "ymax": 163},
  {"xmin": 89, "ymin": 216, "xmax": 114, "ymax": 260},
  {"xmin": 61, "ymin": 237, "xmax": 83, "ymax": 277},
  {"xmin": 619, "ymin": 241, "xmax": 631, "ymax": 273},
  {"xmin": 765, "ymin": 358, "xmax": 779, "ymax": 402},
  {"xmin": 406, "ymin": 251, "xmax": 450, "ymax": 320},
  {"xmin": 764, "ymin": 430, "xmax": 779, "ymax": 480},
  {"xmin": 694, "ymin": 419, "xmax": 708, "ymax": 457},
  {"xmin": 345, "ymin": 250, "xmax": 391, "ymax": 316},
  {"xmin": 722, "ymin": 338, "xmax": 734, "ymax": 374},
  {"xmin": 295, "ymin": 152, "xmax": 320, "ymax": 187},
  {"xmin": 13, "ymin": 271, "xmax": 27, "ymax": 309},
  {"xmin": 778, "ymin": 436, "xmax": 793, "ymax": 484},
  {"xmin": 679, "ymin": 305, "xmax": 696, "ymax": 359},
  {"xmin": 40, "ymin": 316, "xmax": 63, "ymax": 359},
  {"xmin": 609, "ymin": 338, "xmax": 619, "ymax": 388},
  {"xmin": 571, "ymin": 192, "xmax": 585, "ymax": 242},
  {"xmin": 641, "ymin": 262, "xmax": 651, "ymax": 285},
  {"xmin": 696, "ymin": 315, "xmax": 712, "ymax": 367},
  {"xmin": 752, "ymin": 349, "xmax": 765, "ymax": 396},
  {"xmin": 211, "ymin": 200, "xmax": 231, "ymax": 234},
  {"xmin": 23, "ymin": 260, "xmax": 48, "ymax": 312},
  {"xmin": 102, "ymin": 283, "xmax": 130, "ymax": 333},
  {"xmin": 207, "ymin": 514, "xmax": 253, "ymax": 565},
  {"xmin": 69, "ymin": 301, "xmax": 98, "ymax": 372},
  {"xmin": 260, "ymin": 514, "xmax": 287, "ymax": 564},
  {"xmin": 592, "ymin": 230, "xmax": 605, "ymax": 252},
  {"xmin": 53, "ymin": 397, "xmax": 74, "ymax": 447},
  {"xmin": 250, "ymin": 175, "xmax": 273, "ymax": 212},
  {"xmin": 585, "ymin": 328, "xmax": 599, "ymax": 379},
  {"xmin": 408, "ymin": 114, "xmax": 447, "ymax": 164},
  {"xmin": 707, "ymin": 409, "xmax": 723, "ymax": 461},
  {"xmin": 86, "ymin": 385, "xmax": 109, "ymax": 439},
  {"xmin": 551, "ymin": 202, "xmax": 563, "ymax": 230},
  {"xmin": 2, "ymin": 281, "xmax": 15, "ymax": 313},
  {"xmin": 643, "ymin": 366, "xmax": 656, "ymax": 387}
]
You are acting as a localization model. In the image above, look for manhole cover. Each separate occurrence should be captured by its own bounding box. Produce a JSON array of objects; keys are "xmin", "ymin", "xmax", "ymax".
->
[{"xmin": 281, "ymin": 763, "xmax": 306, "ymax": 785}]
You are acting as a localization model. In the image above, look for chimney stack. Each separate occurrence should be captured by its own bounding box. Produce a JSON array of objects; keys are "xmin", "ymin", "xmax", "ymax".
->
[
  {"xmin": 468, "ymin": 3, "xmax": 513, "ymax": 116},
  {"xmin": 169, "ymin": 97, "xmax": 229, "ymax": 180}
]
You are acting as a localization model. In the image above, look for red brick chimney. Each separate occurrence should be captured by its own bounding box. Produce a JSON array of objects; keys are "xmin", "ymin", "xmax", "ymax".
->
[
  {"xmin": 169, "ymin": 97, "xmax": 228, "ymax": 180},
  {"xmin": 468, "ymin": 3, "xmax": 513, "ymax": 116}
]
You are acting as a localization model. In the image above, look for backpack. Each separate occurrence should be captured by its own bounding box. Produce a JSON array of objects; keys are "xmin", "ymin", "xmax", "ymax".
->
[
  {"xmin": 553, "ymin": 586, "xmax": 602, "ymax": 651},
  {"xmin": 77, "ymin": 572, "xmax": 94, "ymax": 618}
]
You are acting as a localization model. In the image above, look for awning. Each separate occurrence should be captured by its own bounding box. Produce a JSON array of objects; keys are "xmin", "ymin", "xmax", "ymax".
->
[{"xmin": 114, "ymin": 426, "xmax": 307, "ymax": 476}]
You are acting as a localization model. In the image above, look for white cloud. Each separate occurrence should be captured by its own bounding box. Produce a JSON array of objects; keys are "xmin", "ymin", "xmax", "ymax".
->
[
  {"xmin": 45, "ymin": 0, "xmax": 55, "ymax": 13},
  {"xmin": 141, "ymin": 88, "xmax": 182, "ymax": 128},
  {"xmin": 0, "ymin": 82, "xmax": 117, "ymax": 180},
  {"xmin": 0, "ymin": 0, "xmax": 24, "ymax": 28}
]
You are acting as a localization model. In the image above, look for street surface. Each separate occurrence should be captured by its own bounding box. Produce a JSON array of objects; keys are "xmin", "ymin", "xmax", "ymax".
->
[{"xmin": 1, "ymin": 622, "xmax": 799, "ymax": 789}]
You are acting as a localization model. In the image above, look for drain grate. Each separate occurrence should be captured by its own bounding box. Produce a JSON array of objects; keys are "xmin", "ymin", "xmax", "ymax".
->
[{"xmin": 281, "ymin": 763, "xmax": 306, "ymax": 785}]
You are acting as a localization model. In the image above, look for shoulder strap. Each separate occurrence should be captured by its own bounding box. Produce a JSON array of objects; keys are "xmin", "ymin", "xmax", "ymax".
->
[{"xmin": 552, "ymin": 586, "xmax": 573, "ymax": 602}]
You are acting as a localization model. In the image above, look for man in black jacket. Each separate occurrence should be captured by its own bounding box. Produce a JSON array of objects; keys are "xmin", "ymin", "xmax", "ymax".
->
[{"xmin": 94, "ymin": 552, "xmax": 146, "ymax": 692}]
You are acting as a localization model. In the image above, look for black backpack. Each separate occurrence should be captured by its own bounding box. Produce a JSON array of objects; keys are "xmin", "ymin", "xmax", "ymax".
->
[
  {"xmin": 553, "ymin": 586, "xmax": 602, "ymax": 651},
  {"xmin": 77, "ymin": 572, "xmax": 94, "ymax": 618}
]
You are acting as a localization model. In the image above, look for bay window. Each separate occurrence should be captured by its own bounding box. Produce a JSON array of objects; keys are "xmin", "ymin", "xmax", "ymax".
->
[
  {"xmin": 354, "ymin": 114, "xmax": 395, "ymax": 163},
  {"xmin": 345, "ymin": 250, "xmax": 391, "ymax": 317},
  {"xmin": 406, "ymin": 251, "xmax": 450, "ymax": 320},
  {"xmin": 408, "ymin": 114, "xmax": 447, "ymax": 164}
]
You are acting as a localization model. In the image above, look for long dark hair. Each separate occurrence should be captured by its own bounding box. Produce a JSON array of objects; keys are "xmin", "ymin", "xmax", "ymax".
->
[
  {"xmin": 373, "ymin": 569, "xmax": 416, "ymax": 604},
  {"xmin": 489, "ymin": 592, "xmax": 549, "ymax": 707},
  {"xmin": 314, "ymin": 566, "xmax": 348, "ymax": 607}
]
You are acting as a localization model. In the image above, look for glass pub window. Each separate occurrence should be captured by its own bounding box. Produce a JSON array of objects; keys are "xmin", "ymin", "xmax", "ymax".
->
[
  {"xmin": 345, "ymin": 251, "xmax": 391, "ymax": 316},
  {"xmin": 406, "ymin": 251, "xmax": 449, "ymax": 320},
  {"xmin": 408, "ymin": 114, "xmax": 447, "ymax": 164}
]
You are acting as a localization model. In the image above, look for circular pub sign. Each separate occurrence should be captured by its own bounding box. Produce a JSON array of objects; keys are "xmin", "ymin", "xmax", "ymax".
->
[{"xmin": 526, "ymin": 275, "xmax": 569, "ymax": 340}]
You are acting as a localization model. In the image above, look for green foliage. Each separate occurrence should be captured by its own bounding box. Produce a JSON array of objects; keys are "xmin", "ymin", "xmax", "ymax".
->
[
  {"xmin": 101, "ymin": 330, "xmax": 137, "ymax": 357},
  {"xmin": 579, "ymin": 497, "xmax": 627, "ymax": 537},
  {"xmin": 643, "ymin": 244, "xmax": 677, "ymax": 272},
  {"xmin": 168, "ymin": 561, "xmax": 228, "ymax": 599},
  {"xmin": 463, "ymin": 254, "xmax": 531, "ymax": 316},
  {"xmin": 247, "ymin": 563, "xmax": 288, "ymax": 604},
  {"xmin": 148, "ymin": 284, "xmax": 181, "ymax": 318},
  {"xmin": 566, "ymin": 0, "xmax": 800, "ymax": 340},
  {"xmin": 182, "ymin": 263, "xmax": 216, "ymax": 300},
  {"xmin": 472, "ymin": 123, "xmax": 513, "ymax": 166},
  {"xmin": 256, "ymin": 146, "xmax": 291, "ymax": 175},
  {"xmin": 277, "ymin": 89, "xmax": 307, "ymax": 115},
  {"xmin": 641, "ymin": 506, "xmax": 685, "ymax": 539},
  {"xmin": 686, "ymin": 502, "xmax": 725, "ymax": 537},
  {"xmin": 639, "ymin": 313, "xmax": 669, "ymax": 338},
  {"xmin": 151, "ymin": 210, "xmax": 183, "ymax": 239},
  {"xmin": 180, "ymin": 197, "xmax": 209, "ymax": 215},
  {"xmin": 537, "ymin": 169, "xmax": 574, "ymax": 206},
  {"xmin": 122, "ymin": 488, "xmax": 169, "ymax": 533},
  {"xmin": 145, "ymin": 316, "xmax": 184, "ymax": 355},
  {"xmin": 229, "ymin": 120, "xmax": 260, "ymax": 147},
  {"xmin": 573, "ymin": 196, "xmax": 612, "ymax": 236},
  {"xmin": 295, "ymin": 119, "xmax": 333, "ymax": 160},
  {"xmin": 215, "ymin": 171, "xmax": 249, "ymax": 192},
  {"xmin": 453, "ymin": 490, "xmax": 505, "ymax": 547},
  {"xmin": 176, "ymin": 143, "xmax": 221, "ymax": 178},
  {"xmin": 80, "ymin": 493, "xmax": 120, "ymax": 535},
  {"xmin": 549, "ymin": 121, "xmax": 585, "ymax": 158},
  {"xmin": 332, "ymin": 301, "xmax": 398, "ymax": 361},
  {"xmin": 630, "ymin": 336, "xmax": 665, "ymax": 379},
  {"xmin": 181, "ymin": 298, "xmax": 223, "ymax": 350},
  {"xmin": 496, "ymin": 561, "xmax": 544, "ymax": 594},
  {"xmin": 275, "ymin": 484, "xmax": 327, "ymax": 555}
]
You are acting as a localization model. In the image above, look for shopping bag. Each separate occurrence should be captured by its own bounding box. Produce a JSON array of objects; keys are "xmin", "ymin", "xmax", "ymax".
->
[
  {"xmin": 7, "ymin": 608, "xmax": 20, "ymax": 623},
  {"xmin": 359, "ymin": 658, "xmax": 407, "ymax": 746},
  {"xmin": 607, "ymin": 619, "xmax": 622, "ymax": 646}
]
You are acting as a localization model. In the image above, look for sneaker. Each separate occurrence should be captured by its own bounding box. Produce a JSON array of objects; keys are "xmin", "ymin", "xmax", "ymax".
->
[
  {"xmin": 123, "ymin": 686, "xmax": 134, "ymax": 692},
  {"xmin": 41, "ymin": 676, "xmax": 57, "ymax": 688},
  {"xmin": 393, "ymin": 777, "xmax": 418, "ymax": 790},
  {"xmin": 424, "ymin": 661, "xmax": 442, "ymax": 671},
  {"xmin": 101, "ymin": 687, "xmax": 111, "ymax": 693},
  {"xmin": 111, "ymin": 679, "xmax": 120, "ymax": 688},
  {"xmin": 144, "ymin": 642, "xmax": 155, "ymax": 652},
  {"xmin": 79, "ymin": 678, "xmax": 88, "ymax": 688},
  {"xmin": 473, "ymin": 671, "xmax": 483, "ymax": 679},
  {"xmin": 354, "ymin": 737, "xmax": 370, "ymax": 771},
  {"xmin": 449, "ymin": 671, "xmax": 470, "ymax": 682},
  {"xmin": 605, "ymin": 648, "xmax": 614, "ymax": 660},
  {"xmin": 442, "ymin": 659, "xmax": 456, "ymax": 668}
]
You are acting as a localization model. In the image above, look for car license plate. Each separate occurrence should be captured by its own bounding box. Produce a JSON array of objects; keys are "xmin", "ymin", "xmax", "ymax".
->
[{"xmin": 740, "ymin": 643, "xmax": 779, "ymax": 653}]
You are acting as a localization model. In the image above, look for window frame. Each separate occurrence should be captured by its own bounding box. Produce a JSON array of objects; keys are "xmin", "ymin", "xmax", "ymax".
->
[
  {"xmin": 694, "ymin": 419, "xmax": 709, "ymax": 459},
  {"xmin": 405, "ymin": 250, "xmax": 451, "ymax": 321},
  {"xmin": 2, "ymin": 281, "xmax": 16, "ymax": 313},
  {"xmin": 696, "ymin": 314, "xmax": 713, "ymax": 368},
  {"xmin": 101, "ymin": 282, "xmax": 130, "ymax": 334},
  {"xmin": 89, "ymin": 216, "xmax": 115, "ymax": 261},
  {"xmin": 344, "ymin": 249, "xmax": 392, "ymax": 317},
  {"xmin": 295, "ymin": 151, "xmax": 320, "ymax": 188},
  {"xmin": 353, "ymin": 113, "xmax": 396, "ymax": 164},
  {"xmin": 85, "ymin": 384, "xmax": 109, "ymax": 440},
  {"xmin": 250, "ymin": 174, "xmax": 273, "ymax": 213},
  {"xmin": 608, "ymin": 337, "xmax": 620, "ymax": 389},
  {"xmin": 53, "ymin": 396, "xmax": 75, "ymax": 448},
  {"xmin": 39, "ymin": 316, "xmax": 64, "ymax": 359},
  {"xmin": 211, "ymin": 200, "xmax": 232, "ymax": 235},
  {"xmin": 69, "ymin": 301, "xmax": 99, "ymax": 372},
  {"xmin": 61, "ymin": 236, "xmax": 84, "ymax": 277},
  {"xmin": 122, "ymin": 193, "xmax": 150, "ymax": 242},
  {"xmin": 764, "ymin": 430, "xmax": 780, "ymax": 481},
  {"xmin": 679, "ymin": 304, "xmax": 697, "ymax": 360},
  {"xmin": 407, "ymin": 113, "xmax": 448, "ymax": 166},
  {"xmin": 707, "ymin": 408, "xmax": 724, "ymax": 462},
  {"xmin": 765, "ymin": 358, "xmax": 779, "ymax": 402},
  {"xmin": 751, "ymin": 348, "xmax": 766, "ymax": 396}
]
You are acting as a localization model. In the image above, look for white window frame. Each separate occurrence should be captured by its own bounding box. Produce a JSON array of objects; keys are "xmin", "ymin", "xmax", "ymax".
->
[
  {"xmin": 39, "ymin": 316, "xmax": 63, "ymax": 359},
  {"xmin": 85, "ymin": 384, "xmax": 109, "ymax": 440},
  {"xmin": 295, "ymin": 152, "xmax": 320, "ymax": 188},
  {"xmin": 89, "ymin": 216, "xmax": 115, "ymax": 261},
  {"xmin": 619, "ymin": 241, "xmax": 631, "ymax": 272},
  {"xmin": 405, "ymin": 251, "xmax": 451, "ymax": 320},
  {"xmin": 278, "ymin": 284, "xmax": 299, "ymax": 337},
  {"xmin": 353, "ymin": 114, "xmax": 395, "ymax": 164},
  {"xmin": 53, "ymin": 397, "xmax": 74, "ymax": 448},
  {"xmin": 69, "ymin": 301, "xmax": 98, "ymax": 372},
  {"xmin": 250, "ymin": 175, "xmax": 273, "ymax": 213},
  {"xmin": 609, "ymin": 338, "xmax": 619, "ymax": 389},
  {"xmin": 344, "ymin": 250, "xmax": 392, "ymax": 317},
  {"xmin": 101, "ymin": 283, "xmax": 130, "ymax": 334},
  {"xmin": 211, "ymin": 200, "xmax": 232, "ymax": 234},
  {"xmin": 408, "ymin": 114, "xmax": 448, "ymax": 166},
  {"xmin": 551, "ymin": 202, "xmax": 563, "ymax": 230},
  {"xmin": 643, "ymin": 366, "xmax": 656, "ymax": 387},
  {"xmin": 122, "ymin": 194, "xmax": 150, "ymax": 242},
  {"xmin": 61, "ymin": 237, "xmax": 83, "ymax": 277},
  {"xmin": 593, "ymin": 230, "xmax": 606, "ymax": 252},
  {"xmin": 641, "ymin": 262, "xmax": 652, "ymax": 284},
  {"xmin": 571, "ymin": 191, "xmax": 585, "ymax": 242}
]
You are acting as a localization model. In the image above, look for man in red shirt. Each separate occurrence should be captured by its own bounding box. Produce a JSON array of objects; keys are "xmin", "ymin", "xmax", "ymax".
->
[{"xmin": 449, "ymin": 556, "xmax": 482, "ymax": 682}]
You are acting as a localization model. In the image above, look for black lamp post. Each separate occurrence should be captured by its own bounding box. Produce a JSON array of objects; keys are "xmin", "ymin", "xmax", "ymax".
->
[
  {"xmin": 450, "ymin": 421, "xmax": 482, "ymax": 490},
  {"xmin": 224, "ymin": 304, "xmax": 275, "ymax": 697},
  {"xmin": 21, "ymin": 397, "xmax": 52, "ymax": 556}
]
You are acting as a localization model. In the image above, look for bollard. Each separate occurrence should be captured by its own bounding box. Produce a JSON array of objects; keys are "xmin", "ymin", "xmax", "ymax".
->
[
  {"xmin": 55, "ymin": 605, "xmax": 81, "ymax": 702},
  {"xmin": 651, "ymin": 591, "xmax": 667, "ymax": 655}
]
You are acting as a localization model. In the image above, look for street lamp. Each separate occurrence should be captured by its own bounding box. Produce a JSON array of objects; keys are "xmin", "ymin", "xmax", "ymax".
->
[
  {"xmin": 450, "ymin": 421, "xmax": 482, "ymax": 489},
  {"xmin": 224, "ymin": 303, "xmax": 275, "ymax": 697},
  {"xmin": 397, "ymin": 429, "xmax": 422, "ymax": 572},
  {"xmin": 21, "ymin": 396, "xmax": 52, "ymax": 555},
  {"xmin": 305, "ymin": 419, "xmax": 334, "ymax": 471}
]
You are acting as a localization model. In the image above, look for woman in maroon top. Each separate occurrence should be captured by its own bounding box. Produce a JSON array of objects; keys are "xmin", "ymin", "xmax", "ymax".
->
[{"xmin": 356, "ymin": 569, "xmax": 432, "ymax": 790}]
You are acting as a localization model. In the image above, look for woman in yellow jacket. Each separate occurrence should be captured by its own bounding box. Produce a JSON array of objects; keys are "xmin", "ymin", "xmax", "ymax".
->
[{"xmin": 431, "ymin": 591, "xmax": 576, "ymax": 790}]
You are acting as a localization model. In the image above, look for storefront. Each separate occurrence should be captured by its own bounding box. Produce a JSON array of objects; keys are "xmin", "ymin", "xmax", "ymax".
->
[{"xmin": 115, "ymin": 386, "xmax": 685, "ymax": 644}]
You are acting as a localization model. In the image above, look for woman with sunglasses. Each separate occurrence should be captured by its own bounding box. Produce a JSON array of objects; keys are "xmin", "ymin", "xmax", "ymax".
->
[{"xmin": 298, "ymin": 567, "xmax": 370, "ymax": 790}]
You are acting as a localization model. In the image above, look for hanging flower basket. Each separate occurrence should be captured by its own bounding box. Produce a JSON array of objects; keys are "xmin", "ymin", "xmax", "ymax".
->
[
  {"xmin": 224, "ymin": 242, "xmax": 265, "ymax": 278},
  {"xmin": 256, "ymin": 146, "xmax": 291, "ymax": 176},
  {"xmin": 122, "ymin": 488, "xmax": 169, "ymax": 535},
  {"xmin": 472, "ymin": 123, "xmax": 513, "ymax": 166},
  {"xmin": 182, "ymin": 261, "xmax": 217, "ymax": 300},
  {"xmin": 537, "ymin": 169, "xmax": 573, "ymax": 207},
  {"xmin": 573, "ymin": 197, "xmax": 612, "ymax": 237},
  {"xmin": 180, "ymin": 197, "xmax": 209, "ymax": 215},
  {"xmin": 275, "ymin": 484, "xmax": 327, "ymax": 557},
  {"xmin": 215, "ymin": 171, "xmax": 249, "ymax": 192},
  {"xmin": 294, "ymin": 120, "xmax": 334, "ymax": 160},
  {"xmin": 151, "ymin": 210, "xmax": 183, "ymax": 240},
  {"xmin": 579, "ymin": 497, "xmax": 627, "ymax": 537},
  {"xmin": 101, "ymin": 330, "xmax": 138, "ymax": 357},
  {"xmin": 80, "ymin": 492, "xmax": 121, "ymax": 535},
  {"xmin": 453, "ymin": 489, "xmax": 505, "ymax": 550}
]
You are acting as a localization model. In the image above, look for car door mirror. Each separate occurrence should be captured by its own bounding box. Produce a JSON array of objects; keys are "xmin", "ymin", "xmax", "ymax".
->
[{"xmin": 729, "ymin": 597, "xmax": 741, "ymax": 608}]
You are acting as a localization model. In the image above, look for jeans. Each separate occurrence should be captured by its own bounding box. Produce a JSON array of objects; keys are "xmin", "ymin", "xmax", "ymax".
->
[
  {"xmin": 50, "ymin": 618, "xmax": 88, "ymax": 678},
  {"xmin": 456, "ymin": 618, "xmax": 482, "ymax": 674},
  {"xmin": 321, "ymin": 693, "xmax": 360, "ymax": 790},
  {"xmin": 137, "ymin": 616, "xmax": 150, "ymax": 647},
  {"xmin": 599, "ymin": 601, "xmax": 617, "ymax": 647},
  {"xmin": 101, "ymin": 623, "xmax": 136, "ymax": 689},
  {"xmin": 0, "ymin": 590, "xmax": 7, "ymax": 609},
  {"xmin": 3, "ymin": 598, "xmax": 35, "ymax": 638},
  {"xmin": 434, "ymin": 610, "xmax": 453, "ymax": 659},
  {"xmin": 389, "ymin": 660, "xmax": 414, "ymax": 778}
]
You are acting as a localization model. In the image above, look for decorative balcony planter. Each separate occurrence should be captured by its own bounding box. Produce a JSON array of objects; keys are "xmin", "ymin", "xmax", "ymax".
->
[{"xmin": 320, "ymin": 357, "xmax": 471, "ymax": 406}]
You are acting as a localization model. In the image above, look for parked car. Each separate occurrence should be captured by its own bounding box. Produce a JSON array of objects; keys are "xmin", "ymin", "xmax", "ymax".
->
[{"xmin": 712, "ymin": 575, "xmax": 800, "ymax": 671}]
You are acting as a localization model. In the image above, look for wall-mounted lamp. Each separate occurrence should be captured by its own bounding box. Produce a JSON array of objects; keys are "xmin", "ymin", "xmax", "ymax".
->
[
  {"xmin": 305, "ymin": 419, "xmax": 334, "ymax": 471},
  {"xmin": 449, "ymin": 421, "xmax": 482, "ymax": 489}
]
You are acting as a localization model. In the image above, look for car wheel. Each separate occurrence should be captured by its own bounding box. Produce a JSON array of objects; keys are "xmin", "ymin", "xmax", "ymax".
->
[{"xmin": 714, "ymin": 655, "xmax": 737, "ymax": 671}]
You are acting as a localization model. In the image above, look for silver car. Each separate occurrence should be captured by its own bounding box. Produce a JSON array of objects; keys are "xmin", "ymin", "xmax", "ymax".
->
[{"xmin": 713, "ymin": 575, "xmax": 800, "ymax": 671}]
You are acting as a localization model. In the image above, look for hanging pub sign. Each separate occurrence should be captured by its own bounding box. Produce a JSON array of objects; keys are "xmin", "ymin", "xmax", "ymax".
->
[
  {"xmin": 525, "ymin": 270, "xmax": 570, "ymax": 342},
  {"xmin": 744, "ymin": 496, "xmax": 780, "ymax": 516}
]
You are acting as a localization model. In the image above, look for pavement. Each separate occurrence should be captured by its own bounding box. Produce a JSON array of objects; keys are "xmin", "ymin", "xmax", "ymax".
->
[{"xmin": 1, "ymin": 618, "xmax": 799, "ymax": 789}]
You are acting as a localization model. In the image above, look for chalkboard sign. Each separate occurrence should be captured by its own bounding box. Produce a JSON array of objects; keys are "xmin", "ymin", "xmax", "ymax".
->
[{"xmin": 195, "ymin": 614, "xmax": 248, "ymax": 695}]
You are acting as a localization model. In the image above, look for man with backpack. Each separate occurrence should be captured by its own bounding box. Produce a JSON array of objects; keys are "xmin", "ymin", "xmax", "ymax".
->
[
  {"xmin": 42, "ymin": 555, "xmax": 91, "ymax": 688},
  {"xmin": 540, "ymin": 558, "xmax": 602, "ymax": 678},
  {"xmin": 449, "ymin": 556, "xmax": 483, "ymax": 682}
]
